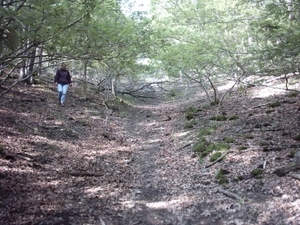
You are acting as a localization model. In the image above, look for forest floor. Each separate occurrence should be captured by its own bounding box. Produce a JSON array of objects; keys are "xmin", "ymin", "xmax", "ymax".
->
[{"xmin": 1, "ymin": 75, "xmax": 300, "ymax": 225}]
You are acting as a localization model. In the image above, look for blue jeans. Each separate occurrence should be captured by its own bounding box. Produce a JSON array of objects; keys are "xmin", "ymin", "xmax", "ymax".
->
[{"xmin": 57, "ymin": 84, "xmax": 69, "ymax": 103}]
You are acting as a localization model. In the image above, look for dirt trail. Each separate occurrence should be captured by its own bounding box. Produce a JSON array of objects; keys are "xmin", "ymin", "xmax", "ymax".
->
[{"xmin": 113, "ymin": 97, "xmax": 216, "ymax": 225}]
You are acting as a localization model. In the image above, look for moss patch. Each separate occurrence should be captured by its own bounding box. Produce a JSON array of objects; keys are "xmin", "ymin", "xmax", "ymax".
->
[
  {"xmin": 266, "ymin": 109, "xmax": 275, "ymax": 114},
  {"xmin": 268, "ymin": 101, "xmax": 281, "ymax": 108},
  {"xmin": 286, "ymin": 92, "xmax": 298, "ymax": 98},
  {"xmin": 229, "ymin": 115, "xmax": 239, "ymax": 120},
  {"xmin": 251, "ymin": 168, "xmax": 263, "ymax": 178},
  {"xmin": 185, "ymin": 106, "xmax": 202, "ymax": 120},
  {"xmin": 223, "ymin": 137, "xmax": 235, "ymax": 143},
  {"xmin": 198, "ymin": 125, "xmax": 217, "ymax": 137},
  {"xmin": 214, "ymin": 142, "xmax": 230, "ymax": 151},
  {"xmin": 210, "ymin": 115, "xmax": 227, "ymax": 121},
  {"xmin": 193, "ymin": 139, "xmax": 208, "ymax": 153},
  {"xmin": 216, "ymin": 169, "xmax": 230, "ymax": 184},
  {"xmin": 245, "ymin": 134, "xmax": 254, "ymax": 139},
  {"xmin": 184, "ymin": 119, "xmax": 196, "ymax": 129},
  {"xmin": 293, "ymin": 134, "xmax": 300, "ymax": 141}
]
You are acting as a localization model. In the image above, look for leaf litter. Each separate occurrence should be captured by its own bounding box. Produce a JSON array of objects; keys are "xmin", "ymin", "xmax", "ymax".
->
[{"xmin": 0, "ymin": 77, "xmax": 300, "ymax": 224}]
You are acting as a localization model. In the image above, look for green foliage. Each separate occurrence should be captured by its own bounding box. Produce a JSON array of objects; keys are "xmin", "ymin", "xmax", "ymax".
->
[
  {"xmin": 286, "ymin": 92, "xmax": 298, "ymax": 98},
  {"xmin": 210, "ymin": 152, "xmax": 223, "ymax": 162},
  {"xmin": 168, "ymin": 89, "xmax": 177, "ymax": 98},
  {"xmin": 193, "ymin": 139, "xmax": 208, "ymax": 153},
  {"xmin": 245, "ymin": 134, "xmax": 254, "ymax": 139},
  {"xmin": 197, "ymin": 126, "xmax": 216, "ymax": 137},
  {"xmin": 238, "ymin": 146, "xmax": 247, "ymax": 151},
  {"xmin": 258, "ymin": 141, "xmax": 269, "ymax": 146},
  {"xmin": 210, "ymin": 100, "xmax": 220, "ymax": 106},
  {"xmin": 185, "ymin": 106, "xmax": 202, "ymax": 120},
  {"xmin": 209, "ymin": 115, "xmax": 227, "ymax": 121},
  {"xmin": 184, "ymin": 119, "xmax": 196, "ymax": 129},
  {"xmin": 251, "ymin": 168, "xmax": 263, "ymax": 178},
  {"xmin": 216, "ymin": 169, "xmax": 229, "ymax": 184},
  {"xmin": 293, "ymin": 135, "xmax": 300, "ymax": 141},
  {"xmin": 214, "ymin": 142, "xmax": 230, "ymax": 151},
  {"xmin": 268, "ymin": 101, "xmax": 281, "ymax": 108},
  {"xmin": 266, "ymin": 109, "xmax": 275, "ymax": 114},
  {"xmin": 229, "ymin": 115, "xmax": 239, "ymax": 120},
  {"xmin": 223, "ymin": 137, "xmax": 235, "ymax": 143}
]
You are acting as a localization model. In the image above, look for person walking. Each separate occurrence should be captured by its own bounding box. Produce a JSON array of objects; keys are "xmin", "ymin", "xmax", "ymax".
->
[{"xmin": 54, "ymin": 63, "xmax": 72, "ymax": 106}]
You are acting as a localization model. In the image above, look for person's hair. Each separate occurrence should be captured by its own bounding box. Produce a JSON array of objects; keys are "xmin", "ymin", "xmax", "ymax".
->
[{"xmin": 61, "ymin": 63, "xmax": 67, "ymax": 67}]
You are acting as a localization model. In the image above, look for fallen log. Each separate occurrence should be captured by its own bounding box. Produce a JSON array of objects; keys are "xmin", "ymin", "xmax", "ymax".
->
[{"xmin": 274, "ymin": 164, "xmax": 300, "ymax": 177}]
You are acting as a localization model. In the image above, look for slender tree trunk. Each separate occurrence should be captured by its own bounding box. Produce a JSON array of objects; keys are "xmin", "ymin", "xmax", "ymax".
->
[
  {"xmin": 207, "ymin": 76, "xmax": 219, "ymax": 104},
  {"xmin": 37, "ymin": 46, "xmax": 43, "ymax": 76},
  {"xmin": 27, "ymin": 49, "xmax": 36, "ymax": 84},
  {"xmin": 111, "ymin": 74, "xmax": 119, "ymax": 97},
  {"xmin": 83, "ymin": 61, "xmax": 88, "ymax": 100}
]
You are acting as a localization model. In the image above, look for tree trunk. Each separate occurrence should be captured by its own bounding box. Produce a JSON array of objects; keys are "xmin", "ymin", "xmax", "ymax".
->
[
  {"xmin": 111, "ymin": 75, "xmax": 119, "ymax": 97},
  {"xmin": 27, "ymin": 49, "xmax": 36, "ymax": 84},
  {"xmin": 37, "ymin": 46, "xmax": 43, "ymax": 76},
  {"xmin": 207, "ymin": 76, "xmax": 219, "ymax": 105},
  {"xmin": 83, "ymin": 61, "xmax": 88, "ymax": 100}
]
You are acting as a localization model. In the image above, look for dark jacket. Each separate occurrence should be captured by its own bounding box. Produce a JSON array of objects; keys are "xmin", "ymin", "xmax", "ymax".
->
[{"xmin": 54, "ymin": 69, "xmax": 72, "ymax": 85}]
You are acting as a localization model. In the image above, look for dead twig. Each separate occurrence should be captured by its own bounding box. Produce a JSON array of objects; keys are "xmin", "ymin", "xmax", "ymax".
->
[
  {"xmin": 205, "ymin": 150, "xmax": 234, "ymax": 168},
  {"xmin": 274, "ymin": 164, "xmax": 300, "ymax": 176},
  {"xmin": 217, "ymin": 187, "xmax": 243, "ymax": 201},
  {"xmin": 287, "ymin": 173, "xmax": 300, "ymax": 180},
  {"xmin": 0, "ymin": 99, "xmax": 12, "ymax": 106},
  {"xmin": 68, "ymin": 172, "xmax": 103, "ymax": 177},
  {"xmin": 176, "ymin": 142, "xmax": 193, "ymax": 151}
]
